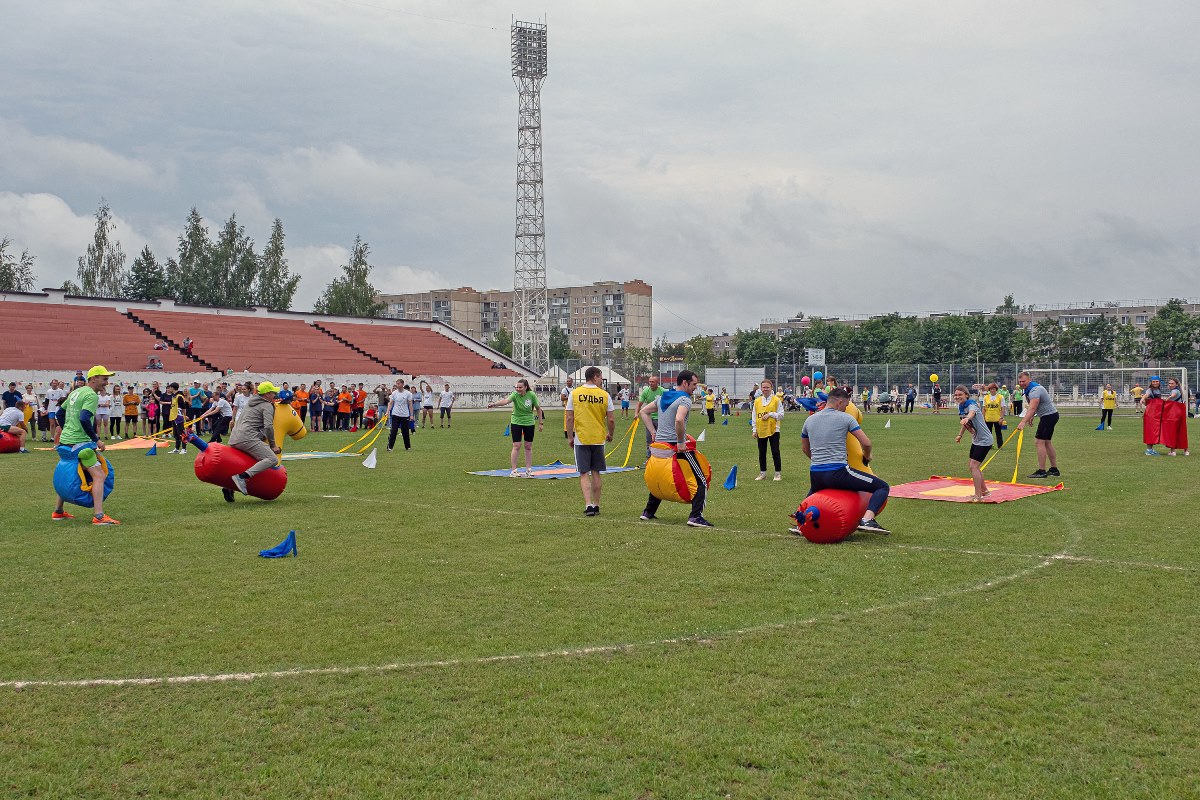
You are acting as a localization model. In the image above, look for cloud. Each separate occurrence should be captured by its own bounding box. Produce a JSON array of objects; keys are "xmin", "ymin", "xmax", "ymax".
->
[
  {"xmin": 0, "ymin": 120, "xmax": 161, "ymax": 190},
  {"xmin": 288, "ymin": 244, "xmax": 447, "ymax": 311}
]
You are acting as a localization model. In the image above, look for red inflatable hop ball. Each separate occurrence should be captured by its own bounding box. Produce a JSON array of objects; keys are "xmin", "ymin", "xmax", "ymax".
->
[
  {"xmin": 191, "ymin": 436, "xmax": 288, "ymax": 501},
  {"xmin": 0, "ymin": 431, "xmax": 20, "ymax": 454},
  {"xmin": 793, "ymin": 489, "xmax": 886, "ymax": 544}
]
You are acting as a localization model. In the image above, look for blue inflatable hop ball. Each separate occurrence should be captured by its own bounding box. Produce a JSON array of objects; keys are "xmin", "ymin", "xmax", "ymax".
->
[{"xmin": 53, "ymin": 443, "xmax": 116, "ymax": 508}]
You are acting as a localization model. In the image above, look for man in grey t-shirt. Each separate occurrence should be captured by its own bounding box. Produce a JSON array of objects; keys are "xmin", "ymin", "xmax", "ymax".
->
[
  {"xmin": 1015, "ymin": 371, "xmax": 1060, "ymax": 479},
  {"xmin": 639, "ymin": 371, "xmax": 713, "ymax": 528}
]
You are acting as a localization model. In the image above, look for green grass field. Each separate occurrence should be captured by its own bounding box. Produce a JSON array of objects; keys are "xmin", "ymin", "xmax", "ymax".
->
[{"xmin": 2, "ymin": 408, "xmax": 1198, "ymax": 798}]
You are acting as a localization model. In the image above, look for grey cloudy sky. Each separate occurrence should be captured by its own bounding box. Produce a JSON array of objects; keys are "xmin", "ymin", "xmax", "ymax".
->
[{"xmin": 2, "ymin": 0, "xmax": 1198, "ymax": 340}]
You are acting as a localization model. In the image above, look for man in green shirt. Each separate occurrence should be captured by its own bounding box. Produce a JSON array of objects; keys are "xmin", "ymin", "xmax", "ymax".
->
[
  {"xmin": 54, "ymin": 365, "xmax": 119, "ymax": 525},
  {"xmin": 635, "ymin": 376, "xmax": 666, "ymax": 460}
]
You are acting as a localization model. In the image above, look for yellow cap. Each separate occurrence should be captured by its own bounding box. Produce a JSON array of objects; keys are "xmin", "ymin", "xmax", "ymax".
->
[
  {"xmin": 87, "ymin": 365, "xmax": 116, "ymax": 379},
  {"xmin": 257, "ymin": 381, "xmax": 280, "ymax": 395}
]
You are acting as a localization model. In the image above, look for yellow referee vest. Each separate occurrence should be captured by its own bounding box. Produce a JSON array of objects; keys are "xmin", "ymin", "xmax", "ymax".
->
[{"xmin": 754, "ymin": 394, "xmax": 782, "ymax": 437}]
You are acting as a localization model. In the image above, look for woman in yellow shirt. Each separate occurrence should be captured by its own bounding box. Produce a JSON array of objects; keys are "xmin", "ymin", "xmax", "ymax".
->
[
  {"xmin": 982, "ymin": 382, "xmax": 1006, "ymax": 448},
  {"xmin": 704, "ymin": 388, "xmax": 716, "ymax": 424},
  {"xmin": 751, "ymin": 379, "xmax": 785, "ymax": 481},
  {"xmin": 1099, "ymin": 383, "xmax": 1117, "ymax": 431}
]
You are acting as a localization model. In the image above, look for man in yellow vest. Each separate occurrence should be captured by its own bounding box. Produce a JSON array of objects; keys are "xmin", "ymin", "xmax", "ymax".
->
[{"xmin": 565, "ymin": 366, "xmax": 616, "ymax": 517}]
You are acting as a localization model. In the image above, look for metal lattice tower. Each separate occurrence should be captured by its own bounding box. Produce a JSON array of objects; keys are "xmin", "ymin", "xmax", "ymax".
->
[{"xmin": 511, "ymin": 19, "xmax": 550, "ymax": 374}]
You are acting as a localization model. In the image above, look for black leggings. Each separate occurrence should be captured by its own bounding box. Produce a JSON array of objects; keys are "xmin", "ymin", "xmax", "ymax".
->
[
  {"xmin": 1100, "ymin": 408, "xmax": 1114, "ymax": 427},
  {"xmin": 987, "ymin": 420, "xmax": 1005, "ymax": 448},
  {"xmin": 388, "ymin": 415, "xmax": 411, "ymax": 450},
  {"xmin": 209, "ymin": 415, "xmax": 229, "ymax": 443},
  {"xmin": 807, "ymin": 467, "xmax": 890, "ymax": 516},
  {"xmin": 757, "ymin": 432, "xmax": 782, "ymax": 472}
]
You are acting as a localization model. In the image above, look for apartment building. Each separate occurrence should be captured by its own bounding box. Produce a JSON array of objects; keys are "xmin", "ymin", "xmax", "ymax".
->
[{"xmin": 379, "ymin": 279, "xmax": 653, "ymax": 360}]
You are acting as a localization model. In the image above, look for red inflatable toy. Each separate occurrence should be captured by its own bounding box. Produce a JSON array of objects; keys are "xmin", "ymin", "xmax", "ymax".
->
[
  {"xmin": 0, "ymin": 431, "xmax": 19, "ymax": 454},
  {"xmin": 189, "ymin": 434, "xmax": 288, "ymax": 501},
  {"xmin": 1143, "ymin": 397, "xmax": 1189, "ymax": 452},
  {"xmin": 792, "ymin": 489, "xmax": 887, "ymax": 544}
]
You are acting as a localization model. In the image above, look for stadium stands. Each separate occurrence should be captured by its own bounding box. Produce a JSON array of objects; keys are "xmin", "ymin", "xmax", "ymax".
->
[
  {"xmin": 316, "ymin": 322, "xmax": 519, "ymax": 376},
  {"xmin": 129, "ymin": 310, "xmax": 385, "ymax": 374},
  {"xmin": 0, "ymin": 302, "xmax": 202, "ymax": 372}
]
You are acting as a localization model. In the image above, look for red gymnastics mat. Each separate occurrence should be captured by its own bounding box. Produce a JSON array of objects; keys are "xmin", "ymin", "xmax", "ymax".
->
[{"xmin": 890, "ymin": 476, "xmax": 1064, "ymax": 503}]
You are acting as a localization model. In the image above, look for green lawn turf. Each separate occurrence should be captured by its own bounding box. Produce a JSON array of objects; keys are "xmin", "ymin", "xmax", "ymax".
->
[{"xmin": 1, "ymin": 408, "xmax": 1198, "ymax": 798}]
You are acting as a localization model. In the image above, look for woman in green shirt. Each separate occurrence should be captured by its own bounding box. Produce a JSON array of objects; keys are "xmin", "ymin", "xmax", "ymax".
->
[{"xmin": 487, "ymin": 379, "xmax": 545, "ymax": 477}]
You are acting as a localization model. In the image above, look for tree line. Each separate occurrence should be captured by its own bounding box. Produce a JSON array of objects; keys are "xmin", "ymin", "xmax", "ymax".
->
[
  {"xmin": 644, "ymin": 294, "xmax": 1200, "ymax": 368},
  {"xmin": 0, "ymin": 200, "xmax": 385, "ymax": 317}
]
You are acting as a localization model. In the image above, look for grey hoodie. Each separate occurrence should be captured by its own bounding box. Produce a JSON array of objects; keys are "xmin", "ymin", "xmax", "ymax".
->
[{"xmin": 229, "ymin": 394, "xmax": 276, "ymax": 448}]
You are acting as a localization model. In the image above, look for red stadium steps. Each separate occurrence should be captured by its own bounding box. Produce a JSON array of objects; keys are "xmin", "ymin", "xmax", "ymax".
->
[{"xmin": 315, "ymin": 322, "xmax": 519, "ymax": 377}]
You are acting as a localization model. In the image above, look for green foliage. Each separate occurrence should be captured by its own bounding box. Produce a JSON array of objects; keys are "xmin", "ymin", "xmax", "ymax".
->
[
  {"xmin": 733, "ymin": 328, "xmax": 777, "ymax": 364},
  {"xmin": 169, "ymin": 208, "xmax": 212, "ymax": 305},
  {"xmin": 76, "ymin": 200, "xmax": 127, "ymax": 297},
  {"xmin": 1113, "ymin": 323, "xmax": 1142, "ymax": 362},
  {"xmin": 1145, "ymin": 299, "xmax": 1197, "ymax": 360},
  {"xmin": 255, "ymin": 219, "xmax": 300, "ymax": 311},
  {"xmin": 123, "ymin": 246, "xmax": 169, "ymax": 301},
  {"xmin": 0, "ymin": 236, "xmax": 37, "ymax": 292},
  {"xmin": 681, "ymin": 335, "xmax": 715, "ymax": 368},
  {"xmin": 60, "ymin": 279, "xmax": 82, "ymax": 294},
  {"xmin": 313, "ymin": 236, "xmax": 384, "ymax": 318},
  {"xmin": 549, "ymin": 326, "xmax": 579, "ymax": 361},
  {"xmin": 488, "ymin": 325, "xmax": 514, "ymax": 357}
]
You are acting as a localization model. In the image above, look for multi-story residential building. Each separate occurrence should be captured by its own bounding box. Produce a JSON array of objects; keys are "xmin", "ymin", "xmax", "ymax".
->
[{"xmin": 379, "ymin": 279, "xmax": 653, "ymax": 361}]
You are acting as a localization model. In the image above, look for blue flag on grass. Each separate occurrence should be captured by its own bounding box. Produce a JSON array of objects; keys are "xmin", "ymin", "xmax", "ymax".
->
[
  {"xmin": 503, "ymin": 424, "xmax": 510, "ymax": 437},
  {"xmin": 721, "ymin": 418, "xmax": 729, "ymax": 426},
  {"xmin": 145, "ymin": 443, "xmax": 157, "ymax": 456},
  {"xmin": 1096, "ymin": 423, "xmax": 1105, "ymax": 431},
  {"xmin": 259, "ymin": 530, "xmax": 298, "ymax": 558},
  {"xmin": 723, "ymin": 465, "xmax": 738, "ymax": 490}
]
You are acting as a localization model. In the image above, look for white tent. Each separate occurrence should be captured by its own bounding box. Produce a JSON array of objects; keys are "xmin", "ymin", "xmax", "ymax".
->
[
  {"xmin": 539, "ymin": 365, "xmax": 568, "ymax": 382},
  {"xmin": 568, "ymin": 365, "xmax": 631, "ymax": 387}
]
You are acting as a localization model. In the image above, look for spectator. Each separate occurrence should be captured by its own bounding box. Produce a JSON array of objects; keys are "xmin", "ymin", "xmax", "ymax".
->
[{"xmin": 0, "ymin": 400, "xmax": 30, "ymax": 452}]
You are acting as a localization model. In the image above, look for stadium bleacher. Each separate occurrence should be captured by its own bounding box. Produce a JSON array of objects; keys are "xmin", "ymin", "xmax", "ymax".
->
[
  {"xmin": 129, "ymin": 310, "xmax": 385, "ymax": 375},
  {"xmin": 0, "ymin": 302, "xmax": 202, "ymax": 372},
  {"xmin": 316, "ymin": 322, "xmax": 519, "ymax": 376}
]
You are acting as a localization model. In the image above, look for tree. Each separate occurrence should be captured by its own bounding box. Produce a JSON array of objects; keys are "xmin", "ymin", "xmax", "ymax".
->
[
  {"xmin": 314, "ymin": 236, "xmax": 384, "ymax": 317},
  {"xmin": 488, "ymin": 326, "xmax": 513, "ymax": 357},
  {"xmin": 1145, "ymin": 299, "xmax": 1197, "ymax": 360},
  {"xmin": 210, "ymin": 213, "xmax": 259, "ymax": 308},
  {"xmin": 60, "ymin": 279, "xmax": 82, "ymax": 294},
  {"xmin": 733, "ymin": 328, "xmax": 778, "ymax": 365},
  {"xmin": 76, "ymin": 200, "xmax": 127, "ymax": 297},
  {"xmin": 1031, "ymin": 318, "xmax": 1062, "ymax": 362},
  {"xmin": 883, "ymin": 318, "xmax": 924, "ymax": 363},
  {"xmin": 995, "ymin": 294, "xmax": 1019, "ymax": 315},
  {"xmin": 124, "ymin": 245, "xmax": 169, "ymax": 301},
  {"xmin": 255, "ymin": 218, "xmax": 300, "ymax": 310},
  {"xmin": 170, "ymin": 208, "xmax": 212, "ymax": 305},
  {"xmin": 1010, "ymin": 328, "xmax": 1035, "ymax": 362},
  {"xmin": 549, "ymin": 325, "xmax": 580, "ymax": 361},
  {"xmin": 623, "ymin": 346, "xmax": 653, "ymax": 380},
  {"xmin": 682, "ymin": 335, "xmax": 716, "ymax": 368},
  {"xmin": 0, "ymin": 237, "xmax": 37, "ymax": 292},
  {"xmin": 1113, "ymin": 323, "xmax": 1142, "ymax": 363},
  {"xmin": 652, "ymin": 335, "xmax": 683, "ymax": 360}
]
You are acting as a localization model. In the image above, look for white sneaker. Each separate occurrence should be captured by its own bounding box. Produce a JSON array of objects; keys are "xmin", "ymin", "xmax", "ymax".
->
[
  {"xmin": 774, "ymin": 473, "xmax": 782, "ymax": 481},
  {"xmin": 524, "ymin": 468, "xmax": 534, "ymax": 478},
  {"xmin": 755, "ymin": 472, "xmax": 766, "ymax": 481},
  {"xmin": 509, "ymin": 470, "xmax": 521, "ymax": 478}
]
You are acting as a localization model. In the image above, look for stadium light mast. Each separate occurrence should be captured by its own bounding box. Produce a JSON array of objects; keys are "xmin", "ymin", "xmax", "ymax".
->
[{"xmin": 511, "ymin": 19, "xmax": 550, "ymax": 375}]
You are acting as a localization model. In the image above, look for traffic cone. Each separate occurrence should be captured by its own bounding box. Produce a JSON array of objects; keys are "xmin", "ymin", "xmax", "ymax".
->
[
  {"xmin": 723, "ymin": 465, "xmax": 738, "ymax": 490},
  {"xmin": 259, "ymin": 530, "xmax": 298, "ymax": 558}
]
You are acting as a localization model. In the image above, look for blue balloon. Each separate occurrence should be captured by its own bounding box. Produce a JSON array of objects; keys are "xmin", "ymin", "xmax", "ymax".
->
[
  {"xmin": 53, "ymin": 443, "xmax": 116, "ymax": 508},
  {"xmin": 813, "ymin": 371, "xmax": 824, "ymax": 381}
]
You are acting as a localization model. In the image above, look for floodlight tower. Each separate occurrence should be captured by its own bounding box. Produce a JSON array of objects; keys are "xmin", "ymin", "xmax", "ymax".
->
[{"xmin": 511, "ymin": 19, "xmax": 550, "ymax": 375}]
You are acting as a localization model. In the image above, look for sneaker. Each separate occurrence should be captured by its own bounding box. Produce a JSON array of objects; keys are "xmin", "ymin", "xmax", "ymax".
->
[
  {"xmin": 231, "ymin": 473, "xmax": 249, "ymax": 495},
  {"xmin": 1144, "ymin": 448, "xmax": 1159, "ymax": 456},
  {"xmin": 51, "ymin": 511, "xmax": 75, "ymax": 521},
  {"xmin": 584, "ymin": 505, "xmax": 598, "ymax": 517},
  {"xmin": 773, "ymin": 473, "xmax": 782, "ymax": 481},
  {"xmin": 222, "ymin": 488, "xmax": 235, "ymax": 503},
  {"xmin": 1028, "ymin": 469, "xmax": 1049, "ymax": 478},
  {"xmin": 639, "ymin": 511, "xmax": 656, "ymax": 521},
  {"xmin": 92, "ymin": 514, "xmax": 120, "ymax": 526},
  {"xmin": 1047, "ymin": 467, "xmax": 1061, "ymax": 477},
  {"xmin": 856, "ymin": 518, "xmax": 890, "ymax": 534},
  {"xmin": 19, "ymin": 448, "xmax": 29, "ymax": 453},
  {"xmin": 593, "ymin": 505, "xmax": 600, "ymax": 515},
  {"xmin": 788, "ymin": 526, "xmax": 802, "ymax": 535},
  {"xmin": 1168, "ymin": 451, "xmax": 1177, "ymax": 457},
  {"xmin": 755, "ymin": 471, "xmax": 766, "ymax": 481},
  {"xmin": 523, "ymin": 468, "xmax": 533, "ymax": 478},
  {"xmin": 509, "ymin": 470, "xmax": 521, "ymax": 478},
  {"xmin": 686, "ymin": 516, "xmax": 715, "ymax": 528}
]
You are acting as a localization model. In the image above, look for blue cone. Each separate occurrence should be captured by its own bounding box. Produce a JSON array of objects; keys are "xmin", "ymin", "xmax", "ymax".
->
[
  {"xmin": 721, "ymin": 418, "xmax": 729, "ymax": 426},
  {"xmin": 1095, "ymin": 423, "xmax": 1105, "ymax": 431},
  {"xmin": 503, "ymin": 424, "xmax": 510, "ymax": 437},
  {"xmin": 259, "ymin": 530, "xmax": 298, "ymax": 558},
  {"xmin": 145, "ymin": 443, "xmax": 157, "ymax": 456},
  {"xmin": 723, "ymin": 465, "xmax": 738, "ymax": 490}
]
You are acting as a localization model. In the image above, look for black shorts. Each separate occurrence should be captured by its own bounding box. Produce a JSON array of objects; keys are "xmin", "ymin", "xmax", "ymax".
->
[
  {"xmin": 511, "ymin": 424, "xmax": 536, "ymax": 443},
  {"xmin": 440, "ymin": 407, "xmax": 451, "ymax": 418},
  {"xmin": 969, "ymin": 444, "xmax": 991, "ymax": 463},
  {"xmin": 574, "ymin": 444, "xmax": 606, "ymax": 473},
  {"xmin": 38, "ymin": 415, "xmax": 50, "ymax": 431},
  {"xmin": 125, "ymin": 414, "xmax": 138, "ymax": 425},
  {"xmin": 1035, "ymin": 412, "xmax": 1059, "ymax": 441}
]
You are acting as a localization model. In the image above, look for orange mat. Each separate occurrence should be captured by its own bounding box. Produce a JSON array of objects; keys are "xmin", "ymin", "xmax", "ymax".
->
[{"xmin": 890, "ymin": 475, "xmax": 1064, "ymax": 503}]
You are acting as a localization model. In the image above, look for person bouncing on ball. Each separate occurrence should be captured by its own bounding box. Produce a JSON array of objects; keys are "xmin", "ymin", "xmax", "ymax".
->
[
  {"xmin": 227, "ymin": 381, "xmax": 282, "ymax": 497},
  {"xmin": 798, "ymin": 386, "xmax": 891, "ymax": 534}
]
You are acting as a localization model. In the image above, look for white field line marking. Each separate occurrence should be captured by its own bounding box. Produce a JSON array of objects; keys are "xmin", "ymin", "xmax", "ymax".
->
[
  {"xmin": 1, "ymin": 550, "xmax": 1060, "ymax": 691},
  {"xmin": 1, "ymin": 508, "xmax": 1088, "ymax": 691}
]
